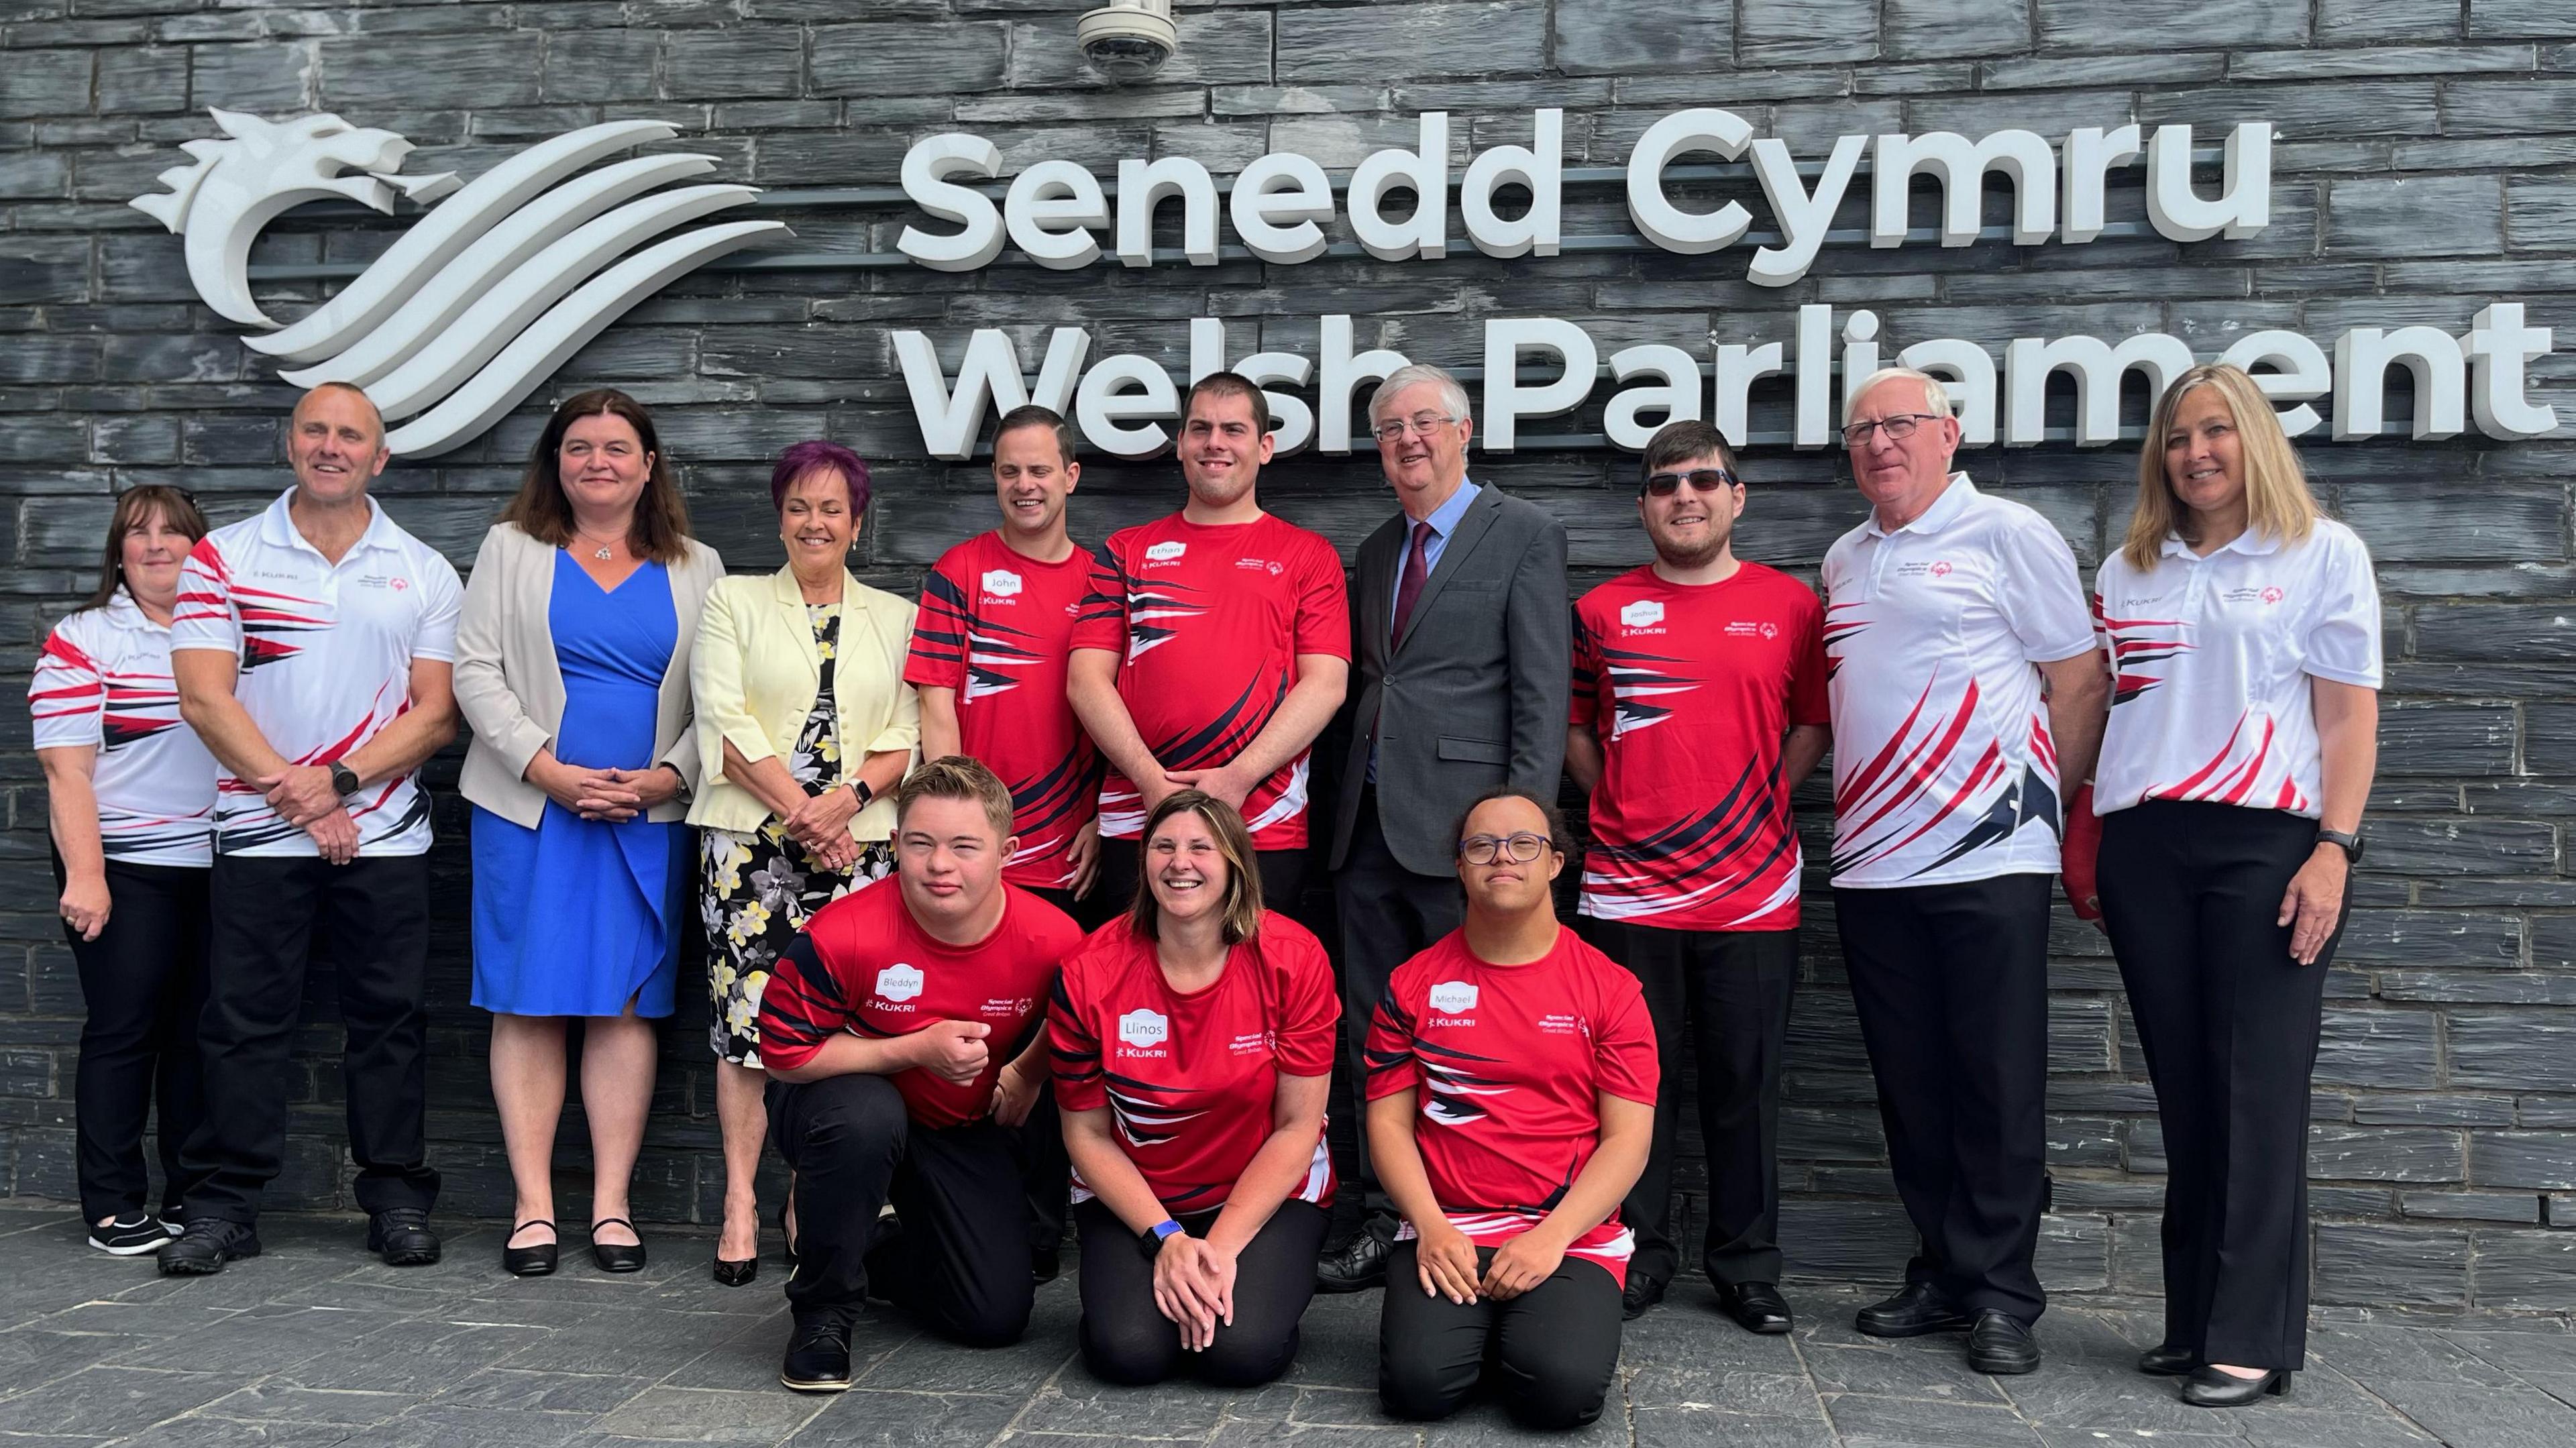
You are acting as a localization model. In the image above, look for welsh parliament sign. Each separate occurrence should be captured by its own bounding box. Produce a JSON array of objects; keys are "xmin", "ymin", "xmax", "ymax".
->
[{"xmin": 136, "ymin": 107, "xmax": 2559, "ymax": 462}]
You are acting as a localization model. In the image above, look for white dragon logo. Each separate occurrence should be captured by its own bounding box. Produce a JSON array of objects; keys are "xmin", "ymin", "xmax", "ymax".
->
[{"xmin": 133, "ymin": 108, "xmax": 789, "ymax": 457}]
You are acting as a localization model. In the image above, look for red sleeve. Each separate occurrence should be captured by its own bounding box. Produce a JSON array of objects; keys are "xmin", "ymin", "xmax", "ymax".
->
[
  {"xmin": 1068, "ymin": 537, "xmax": 1128, "ymax": 654},
  {"xmin": 902, "ymin": 554, "xmax": 973, "ymax": 691},
  {"xmin": 1291, "ymin": 535, "xmax": 1352, "ymax": 662},
  {"xmin": 1590, "ymin": 963, "xmax": 1660, "ymax": 1108},
  {"xmin": 1568, "ymin": 599, "xmax": 1601, "ymax": 730},
  {"xmin": 752, "ymin": 929, "xmax": 845, "ymax": 1076},
  {"xmin": 1269, "ymin": 926, "xmax": 1340, "ymax": 1077},
  {"xmin": 1362, "ymin": 966, "xmax": 1421, "ymax": 1101},
  {"xmin": 1786, "ymin": 582, "xmax": 1829, "ymax": 728},
  {"xmin": 1047, "ymin": 948, "xmax": 1107, "ymax": 1113}
]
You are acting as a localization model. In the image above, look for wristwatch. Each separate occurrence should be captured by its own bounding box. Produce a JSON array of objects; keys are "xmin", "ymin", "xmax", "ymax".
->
[
  {"xmin": 659, "ymin": 762, "xmax": 692, "ymax": 805},
  {"xmin": 2316, "ymin": 828, "xmax": 2366, "ymax": 863},
  {"xmin": 1137, "ymin": 1219, "xmax": 1185, "ymax": 1260},
  {"xmin": 329, "ymin": 762, "xmax": 360, "ymax": 796},
  {"xmin": 846, "ymin": 779, "xmax": 873, "ymax": 810}
]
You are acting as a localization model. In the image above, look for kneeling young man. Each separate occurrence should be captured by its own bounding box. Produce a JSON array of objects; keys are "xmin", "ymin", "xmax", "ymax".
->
[
  {"xmin": 756, "ymin": 757, "xmax": 1085, "ymax": 1391},
  {"xmin": 1366, "ymin": 790, "xmax": 1658, "ymax": 1431}
]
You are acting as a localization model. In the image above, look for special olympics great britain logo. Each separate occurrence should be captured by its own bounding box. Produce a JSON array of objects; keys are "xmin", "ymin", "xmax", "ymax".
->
[{"xmin": 132, "ymin": 109, "xmax": 790, "ymax": 457}]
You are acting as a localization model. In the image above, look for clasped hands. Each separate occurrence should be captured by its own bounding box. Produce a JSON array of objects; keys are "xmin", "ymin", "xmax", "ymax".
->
[
  {"xmin": 781, "ymin": 781, "xmax": 863, "ymax": 872},
  {"xmin": 531, "ymin": 756, "xmax": 683, "ymax": 826},
  {"xmin": 256, "ymin": 763, "xmax": 360, "ymax": 864},
  {"xmin": 1411, "ymin": 1219, "xmax": 1566, "ymax": 1306},
  {"xmin": 1151, "ymin": 1227, "xmax": 1242, "ymax": 1352},
  {"xmin": 1142, "ymin": 761, "xmax": 1254, "ymax": 813}
]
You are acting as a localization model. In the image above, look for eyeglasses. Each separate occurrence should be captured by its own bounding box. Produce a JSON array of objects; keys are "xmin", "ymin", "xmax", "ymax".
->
[
  {"xmin": 1840, "ymin": 413, "xmax": 1942, "ymax": 448},
  {"xmin": 1458, "ymin": 832, "xmax": 1550, "ymax": 865},
  {"xmin": 1642, "ymin": 468, "xmax": 1737, "ymax": 498},
  {"xmin": 1373, "ymin": 413, "xmax": 1456, "ymax": 443}
]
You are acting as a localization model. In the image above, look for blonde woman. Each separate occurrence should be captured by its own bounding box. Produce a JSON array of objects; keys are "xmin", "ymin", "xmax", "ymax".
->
[
  {"xmin": 690, "ymin": 439, "xmax": 918, "ymax": 1284},
  {"xmin": 2073, "ymin": 363, "xmax": 2380, "ymax": 1406}
]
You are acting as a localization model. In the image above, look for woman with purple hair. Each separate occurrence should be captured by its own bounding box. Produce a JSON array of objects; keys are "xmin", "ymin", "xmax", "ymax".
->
[{"xmin": 688, "ymin": 439, "xmax": 920, "ymax": 1284}]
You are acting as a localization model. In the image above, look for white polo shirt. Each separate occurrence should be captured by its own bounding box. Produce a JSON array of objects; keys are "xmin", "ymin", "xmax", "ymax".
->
[
  {"xmin": 30, "ymin": 590, "xmax": 217, "ymax": 867},
  {"xmin": 170, "ymin": 489, "xmax": 462, "ymax": 858},
  {"xmin": 1821, "ymin": 474, "xmax": 2096, "ymax": 888},
  {"xmin": 2093, "ymin": 519, "xmax": 2380, "ymax": 818}
]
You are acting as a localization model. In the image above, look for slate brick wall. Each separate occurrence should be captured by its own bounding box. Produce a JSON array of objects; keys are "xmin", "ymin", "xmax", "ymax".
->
[{"xmin": 4, "ymin": 0, "xmax": 2575, "ymax": 1309}]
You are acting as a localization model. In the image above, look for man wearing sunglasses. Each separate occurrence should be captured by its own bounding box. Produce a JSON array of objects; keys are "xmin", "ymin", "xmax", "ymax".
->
[
  {"xmin": 1322, "ymin": 363, "xmax": 1571, "ymax": 1292},
  {"xmin": 1565, "ymin": 419, "xmax": 1829, "ymax": 1332},
  {"xmin": 1820, "ymin": 368, "xmax": 2107, "ymax": 1376}
]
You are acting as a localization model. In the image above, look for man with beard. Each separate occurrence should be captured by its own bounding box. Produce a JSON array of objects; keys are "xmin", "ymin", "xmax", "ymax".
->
[
  {"xmin": 1566, "ymin": 419, "xmax": 1829, "ymax": 1330},
  {"xmin": 1067, "ymin": 373, "xmax": 1350, "ymax": 915}
]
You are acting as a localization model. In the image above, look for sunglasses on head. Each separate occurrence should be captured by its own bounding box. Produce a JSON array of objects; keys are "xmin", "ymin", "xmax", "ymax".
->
[{"xmin": 1641, "ymin": 467, "xmax": 1737, "ymax": 498}]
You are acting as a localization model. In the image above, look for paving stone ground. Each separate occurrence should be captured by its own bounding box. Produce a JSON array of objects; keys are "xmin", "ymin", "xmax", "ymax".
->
[{"xmin": 1, "ymin": 1205, "xmax": 2571, "ymax": 1447}]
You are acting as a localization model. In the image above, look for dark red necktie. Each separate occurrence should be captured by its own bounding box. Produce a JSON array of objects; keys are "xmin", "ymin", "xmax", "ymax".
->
[{"xmin": 1390, "ymin": 520, "xmax": 1433, "ymax": 644}]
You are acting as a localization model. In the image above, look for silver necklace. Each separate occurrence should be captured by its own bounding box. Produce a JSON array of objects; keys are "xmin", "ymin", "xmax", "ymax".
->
[{"xmin": 572, "ymin": 530, "xmax": 621, "ymax": 562}]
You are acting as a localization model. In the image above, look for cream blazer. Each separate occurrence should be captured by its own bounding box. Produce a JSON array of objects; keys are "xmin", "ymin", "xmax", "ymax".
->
[
  {"xmin": 687, "ymin": 565, "xmax": 919, "ymax": 840},
  {"xmin": 455, "ymin": 523, "xmax": 727, "ymax": 829}
]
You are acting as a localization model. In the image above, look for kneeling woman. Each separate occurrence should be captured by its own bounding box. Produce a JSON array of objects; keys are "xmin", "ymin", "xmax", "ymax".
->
[
  {"xmin": 1366, "ymin": 789, "xmax": 1657, "ymax": 1431},
  {"xmin": 1051, "ymin": 790, "xmax": 1338, "ymax": 1388}
]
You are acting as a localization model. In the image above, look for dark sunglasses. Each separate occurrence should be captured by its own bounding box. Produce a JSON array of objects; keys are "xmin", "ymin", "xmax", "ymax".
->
[{"xmin": 1642, "ymin": 468, "xmax": 1737, "ymax": 498}]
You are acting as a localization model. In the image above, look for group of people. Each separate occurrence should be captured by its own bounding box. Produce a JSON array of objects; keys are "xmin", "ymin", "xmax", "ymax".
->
[{"xmin": 35, "ymin": 353, "xmax": 2377, "ymax": 1423}]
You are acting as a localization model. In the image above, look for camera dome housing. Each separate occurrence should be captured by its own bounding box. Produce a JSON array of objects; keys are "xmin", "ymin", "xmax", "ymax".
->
[{"xmin": 1077, "ymin": 0, "xmax": 1177, "ymax": 83}]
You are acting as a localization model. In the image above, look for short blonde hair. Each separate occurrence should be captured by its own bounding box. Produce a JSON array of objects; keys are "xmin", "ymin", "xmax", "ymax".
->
[
  {"xmin": 896, "ymin": 756, "xmax": 1015, "ymax": 842},
  {"xmin": 2121, "ymin": 363, "xmax": 2319, "ymax": 573},
  {"xmin": 1127, "ymin": 790, "xmax": 1265, "ymax": 946}
]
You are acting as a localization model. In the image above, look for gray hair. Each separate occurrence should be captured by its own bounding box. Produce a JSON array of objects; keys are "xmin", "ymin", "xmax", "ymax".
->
[
  {"xmin": 1842, "ymin": 366, "xmax": 1955, "ymax": 428},
  {"xmin": 1369, "ymin": 363, "xmax": 1472, "ymax": 426}
]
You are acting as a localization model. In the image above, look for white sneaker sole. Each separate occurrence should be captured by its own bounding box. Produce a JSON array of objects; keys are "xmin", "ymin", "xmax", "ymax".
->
[{"xmin": 88, "ymin": 1235, "xmax": 170, "ymax": 1256}]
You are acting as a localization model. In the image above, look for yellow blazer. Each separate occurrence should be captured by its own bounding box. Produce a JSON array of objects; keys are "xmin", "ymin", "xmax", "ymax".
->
[{"xmin": 686, "ymin": 564, "xmax": 919, "ymax": 840}]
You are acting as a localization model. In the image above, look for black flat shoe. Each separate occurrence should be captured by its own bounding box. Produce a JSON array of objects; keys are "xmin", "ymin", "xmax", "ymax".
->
[
  {"xmin": 1856, "ymin": 1282, "xmax": 1971, "ymax": 1338},
  {"xmin": 1966, "ymin": 1309, "xmax": 2042, "ymax": 1375},
  {"xmin": 2139, "ymin": 1342, "xmax": 2198, "ymax": 1376},
  {"xmin": 502, "ymin": 1220, "xmax": 557, "ymax": 1277},
  {"xmin": 2182, "ymin": 1366, "xmax": 2291, "ymax": 1406},
  {"xmin": 1316, "ymin": 1226, "xmax": 1391, "ymax": 1293},
  {"xmin": 781, "ymin": 1312, "xmax": 853, "ymax": 1393},
  {"xmin": 588, "ymin": 1217, "xmax": 646, "ymax": 1274},
  {"xmin": 1717, "ymin": 1280, "xmax": 1795, "ymax": 1335},
  {"xmin": 713, "ymin": 1254, "xmax": 758, "ymax": 1287},
  {"xmin": 1621, "ymin": 1272, "xmax": 1666, "ymax": 1321}
]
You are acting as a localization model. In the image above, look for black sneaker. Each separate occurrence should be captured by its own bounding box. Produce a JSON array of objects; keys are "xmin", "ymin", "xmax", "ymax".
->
[
  {"xmin": 780, "ymin": 1314, "xmax": 854, "ymax": 1393},
  {"xmin": 367, "ymin": 1207, "xmax": 443, "ymax": 1267},
  {"xmin": 158, "ymin": 1204, "xmax": 184, "ymax": 1235},
  {"xmin": 158, "ymin": 1216, "xmax": 261, "ymax": 1276},
  {"xmin": 89, "ymin": 1211, "xmax": 175, "ymax": 1256}
]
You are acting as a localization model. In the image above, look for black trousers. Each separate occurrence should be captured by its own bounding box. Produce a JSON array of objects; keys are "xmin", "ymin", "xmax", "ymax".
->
[
  {"xmin": 57, "ymin": 854, "xmax": 210, "ymax": 1223},
  {"xmin": 1073, "ymin": 1197, "xmax": 1328, "ymax": 1388},
  {"xmin": 767, "ymin": 1072, "xmax": 1034, "ymax": 1347},
  {"xmin": 1579, "ymin": 917, "xmax": 1797, "ymax": 1289},
  {"xmin": 181, "ymin": 853, "xmax": 437, "ymax": 1223},
  {"xmin": 1097, "ymin": 839, "xmax": 1309, "ymax": 926},
  {"xmin": 2100, "ymin": 801, "xmax": 2343, "ymax": 1370},
  {"xmin": 1834, "ymin": 873, "xmax": 2052, "ymax": 1323},
  {"xmin": 1334, "ymin": 791, "xmax": 1464, "ymax": 1223},
  {"xmin": 1379, "ymin": 1241, "xmax": 1625, "ymax": 1430}
]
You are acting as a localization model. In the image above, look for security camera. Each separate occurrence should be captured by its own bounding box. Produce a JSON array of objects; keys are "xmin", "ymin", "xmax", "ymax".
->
[{"xmin": 1078, "ymin": 0, "xmax": 1177, "ymax": 83}]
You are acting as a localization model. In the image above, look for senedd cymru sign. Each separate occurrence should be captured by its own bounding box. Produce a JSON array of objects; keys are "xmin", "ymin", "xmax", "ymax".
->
[{"xmin": 136, "ymin": 107, "xmax": 2559, "ymax": 463}]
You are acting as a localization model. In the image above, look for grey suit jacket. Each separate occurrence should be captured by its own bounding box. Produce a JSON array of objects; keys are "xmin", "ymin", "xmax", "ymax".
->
[{"xmin": 1328, "ymin": 483, "xmax": 1571, "ymax": 877}]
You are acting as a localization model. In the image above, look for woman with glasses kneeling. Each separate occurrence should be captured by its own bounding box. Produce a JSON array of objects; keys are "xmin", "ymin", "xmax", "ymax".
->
[
  {"xmin": 1367, "ymin": 790, "xmax": 1657, "ymax": 1431},
  {"xmin": 1051, "ymin": 789, "xmax": 1338, "ymax": 1387},
  {"xmin": 2070, "ymin": 362, "xmax": 2380, "ymax": 1407}
]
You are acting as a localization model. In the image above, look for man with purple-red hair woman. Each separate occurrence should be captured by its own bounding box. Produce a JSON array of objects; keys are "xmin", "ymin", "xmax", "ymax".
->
[{"xmin": 688, "ymin": 438, "xmax": 921, "ymax": 1285}]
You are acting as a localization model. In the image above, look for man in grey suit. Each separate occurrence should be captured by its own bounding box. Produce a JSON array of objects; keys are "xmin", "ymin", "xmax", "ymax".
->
[{"xmin": 1318, "ymin": 362, "xmax": 1572, "ymax": 1291}]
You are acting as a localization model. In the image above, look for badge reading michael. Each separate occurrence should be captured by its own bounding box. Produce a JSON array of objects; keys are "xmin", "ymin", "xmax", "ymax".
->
[{"xmin": 1428, "ymin": 981, "xmax": 1479, "ymax": 1015}]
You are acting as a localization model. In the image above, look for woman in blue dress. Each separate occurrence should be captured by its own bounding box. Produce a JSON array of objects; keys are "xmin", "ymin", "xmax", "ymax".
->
[{"xmin": 455, "ymin": 390, "xmax": 725, "ymax": 1276}]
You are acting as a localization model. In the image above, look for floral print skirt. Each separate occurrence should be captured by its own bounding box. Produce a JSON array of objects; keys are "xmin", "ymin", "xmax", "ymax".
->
[{"xmin": 700, "ymin": 825, "xmax": 894, "ymax": 1066}]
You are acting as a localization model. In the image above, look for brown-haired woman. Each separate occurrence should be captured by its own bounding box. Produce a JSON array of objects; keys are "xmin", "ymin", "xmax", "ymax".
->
[
  {"xmin": 454, "ymin": 388, "xmax": 725, "ymax": 1276},
  {"xmin": 30, "ymin": 486, "xmax": 217, "ymax": 1256},
  {"xmin": 1049, "ymin": 790, "xmax": 1338, "ymax": 1387},
  {"xmin": 2076, "ymin": 363, "xmax": 2381, "ymax": 1406}
]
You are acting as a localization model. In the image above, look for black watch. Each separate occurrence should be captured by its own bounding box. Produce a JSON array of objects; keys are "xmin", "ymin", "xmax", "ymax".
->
[
  {"xmin": 846, "ymin": 779, "xmax": 873, "ymax": 809},
  {"xmin": 2316, "ymin": 828, "xmax": 2365, "ymax": 863},
  {"xmin": 1138, "ymin": 1219, "xmax": 1184, "ymax": 1261},
  {"xmin": 329, "ymin": 762, "xmax": 360, "ymax": 797}
]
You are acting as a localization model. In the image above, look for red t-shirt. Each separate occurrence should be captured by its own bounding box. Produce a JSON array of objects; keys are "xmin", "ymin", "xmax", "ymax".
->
[
  {"xmin": 903, "ymin": 532, "xmax": 1100, "ymax": 889},
  {"xmin": 1570, "ymin": 562, "xmax": 1830, "ymax": 930},
  {"xmin": 1363, "ymin": 926, "xmax": 1659, "ymax": 1284},
  {"xmin": 1069, "ymin": 512, "xmax": 1350, "ymax": 850},
  {"xmin": 1049, "ymin": 912, "xmax": 1339, "ymax": 1215},
  {"xmin": 756, "ymin": 881, "xmax": 1083, "ymax": 1129}
]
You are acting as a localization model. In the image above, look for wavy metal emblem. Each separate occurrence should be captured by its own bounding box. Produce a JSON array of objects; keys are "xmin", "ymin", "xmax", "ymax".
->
[{"xmin": 132, "ymin": 109, "xmax": 790, "ymax": 457}]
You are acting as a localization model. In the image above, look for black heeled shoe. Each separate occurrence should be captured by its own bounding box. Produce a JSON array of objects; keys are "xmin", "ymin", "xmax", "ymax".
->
[
  {"xmin": 2181, "ymin": 1366, "xmax": 2292, "ymax": 1406},
  {"xmin": 2139, "ymin": 1342, "xmax": 2199, "ymax": 1376},
  {"xmin": 713, "ymin": 1254, "xmax": 758, "ymax": 1288},
  {"xmin": 502, "ymin": 1220, "xmax": 557, "ymax": 1278},
  {"xmin": 588, "ymin": 1217, "xmax": 646, "ymax": 1274}
]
